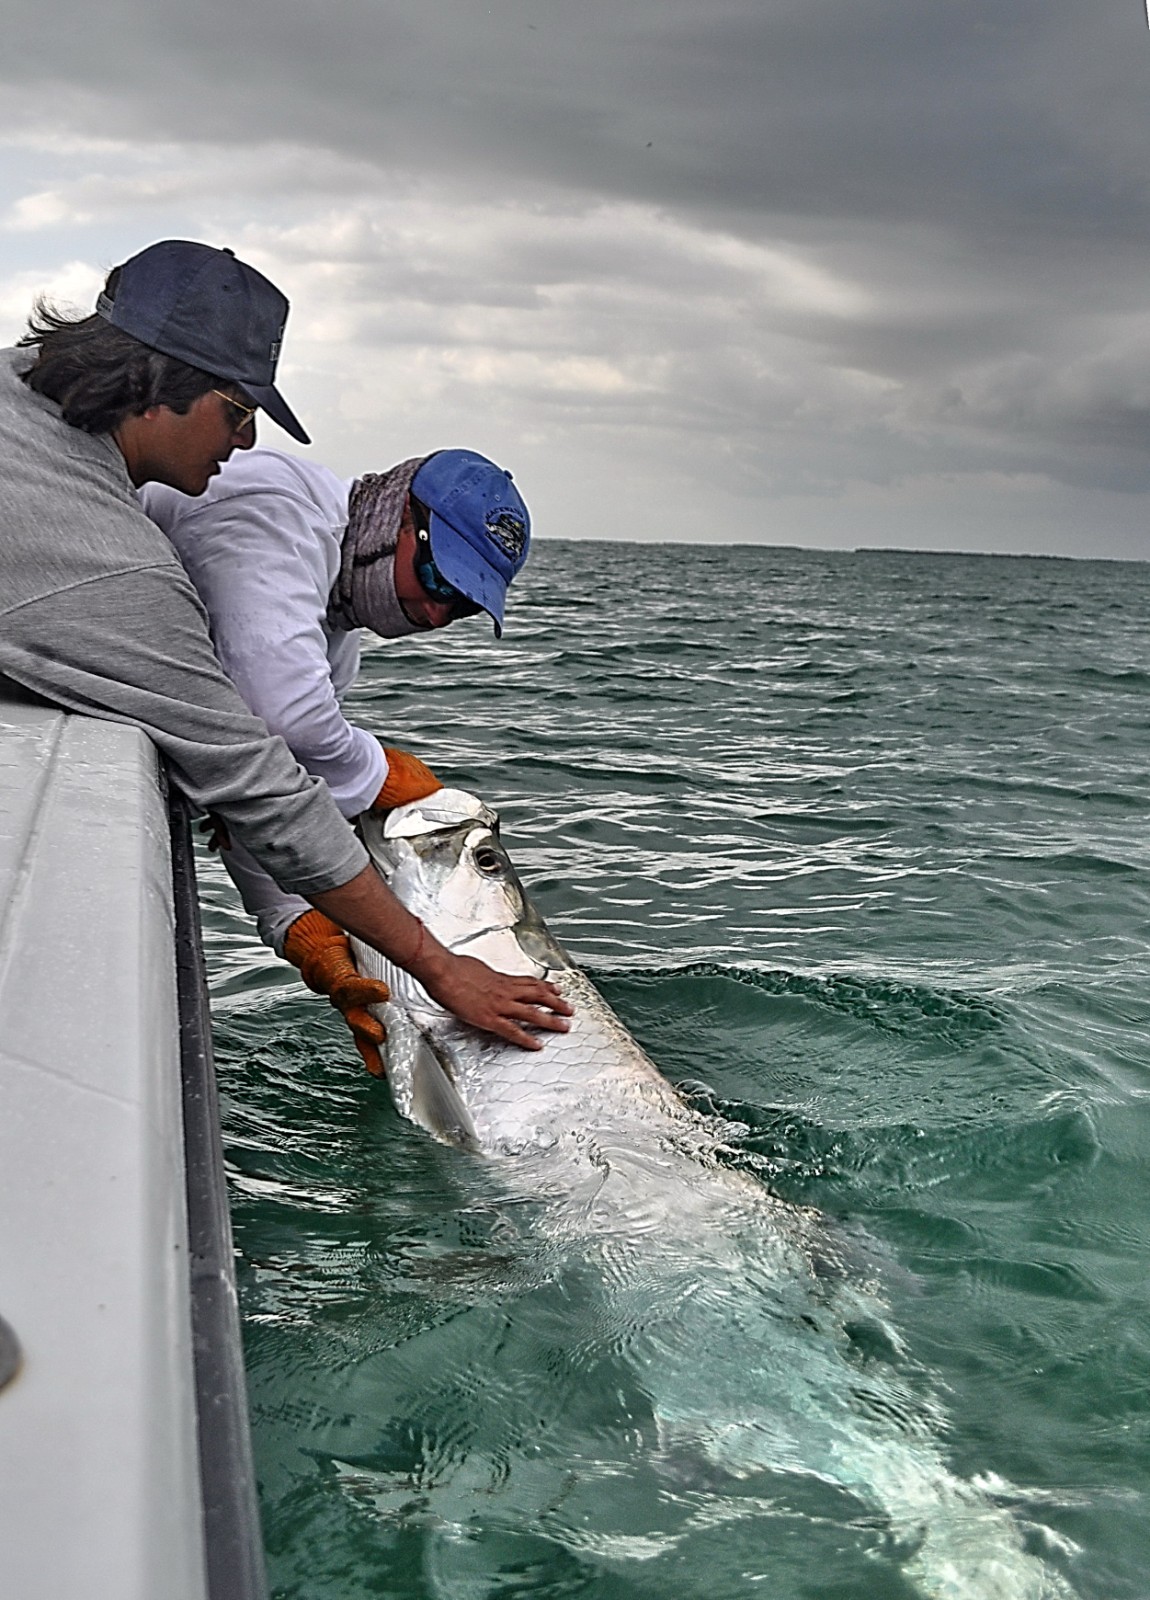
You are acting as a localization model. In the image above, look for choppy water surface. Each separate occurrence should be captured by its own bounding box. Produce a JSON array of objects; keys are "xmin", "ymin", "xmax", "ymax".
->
[{"xmin": 200, "ymin": 544, "xmax": 1150, "ymax": 1599}]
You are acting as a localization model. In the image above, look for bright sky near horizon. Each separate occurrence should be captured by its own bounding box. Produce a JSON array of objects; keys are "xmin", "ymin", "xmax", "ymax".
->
[{"xmin": 2, "ymin": 1, "xmax": 1149, "ymax": 557}]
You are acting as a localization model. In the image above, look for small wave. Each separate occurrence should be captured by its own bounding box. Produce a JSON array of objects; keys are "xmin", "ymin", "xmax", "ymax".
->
[
  {"xmin": 750, "ymin": 809, "xmax": 893, "ymax": 837},
  {"xmin": 934, "ymin": 770, "xmax": 1145, "ymax": 808},
  {"xmin": 1071, "ymin": 666, "xmax": 1150, "ymax": 688},
  {"xmin": 604, "ymin": 963, "xmax": 1005, "ymax": 1046},
  {"xmin": 993, "ymin": 850, "xmax": 1142, "ymax": 879}
]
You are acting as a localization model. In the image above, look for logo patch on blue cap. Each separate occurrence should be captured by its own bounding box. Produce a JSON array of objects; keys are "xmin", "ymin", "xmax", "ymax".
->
[{"xmin": 487, "ymin": 508, "xmax": 527, "ymax": 561}]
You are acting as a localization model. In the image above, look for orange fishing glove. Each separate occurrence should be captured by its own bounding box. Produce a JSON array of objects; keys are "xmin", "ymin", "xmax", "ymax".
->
[
  {"xmin": 372, "ymin": 746, "xmax": 444, "ymax": 811},
  {"xmin": 282, "ymin": 909, "xmax": 390, "ymax": 1077}
]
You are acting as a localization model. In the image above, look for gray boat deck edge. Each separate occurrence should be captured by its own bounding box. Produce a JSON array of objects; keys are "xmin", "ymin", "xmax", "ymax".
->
[{"xmin": 0, "ymin": 696, "xmax": 266, "ymax": 1600}]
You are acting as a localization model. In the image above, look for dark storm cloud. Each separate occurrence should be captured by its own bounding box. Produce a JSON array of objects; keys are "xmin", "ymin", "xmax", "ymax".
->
[
  {"xmin": 4, "ymin": 0, "xmax": 1150, "ymax": 539},
  {"xmin": 9, "ymin": 0, "xmax": 1143, "ymax": 236}
]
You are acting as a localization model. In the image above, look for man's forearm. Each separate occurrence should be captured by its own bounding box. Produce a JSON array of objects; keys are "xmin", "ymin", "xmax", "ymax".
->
[
  {"xmin": 309, "ymin": 864, "xmax": 448, "ymax": 986},
  {"xmin": 308, "ymin": 864, "xmax": 574, "ymax": 1050}
]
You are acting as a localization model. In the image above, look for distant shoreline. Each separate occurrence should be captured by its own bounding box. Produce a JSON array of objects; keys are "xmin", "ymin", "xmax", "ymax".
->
[{"xmin": 531, "ymin": 536, "xmax": 1143, "ymax": 565}]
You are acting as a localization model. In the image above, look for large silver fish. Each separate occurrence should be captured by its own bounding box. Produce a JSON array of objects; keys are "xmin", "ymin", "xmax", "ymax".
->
[{"xmin": 351, "ymin": 788, "xmax": 1075, "ymax": 1599}]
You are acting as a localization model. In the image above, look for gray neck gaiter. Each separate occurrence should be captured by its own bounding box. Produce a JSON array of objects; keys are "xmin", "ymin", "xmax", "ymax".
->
[{"xmin": 327, "ymin": 454, "xmax": 431, "ymax": 637}]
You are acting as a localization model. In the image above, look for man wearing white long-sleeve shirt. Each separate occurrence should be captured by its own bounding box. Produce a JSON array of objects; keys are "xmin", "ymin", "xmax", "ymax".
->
[{"xmin": 143, "ymin": 442, "xmax": 533, "ymax": 1072}]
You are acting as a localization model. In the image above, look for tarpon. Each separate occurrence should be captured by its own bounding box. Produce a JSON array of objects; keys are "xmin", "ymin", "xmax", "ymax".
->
[{"xmin": 351, "ymin": 788, "xmax": 1075, "ymax": 1599}]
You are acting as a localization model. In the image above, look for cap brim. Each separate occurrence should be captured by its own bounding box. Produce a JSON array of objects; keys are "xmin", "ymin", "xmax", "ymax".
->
[
  {"xmin": 244, "ymin": 382, "xmax": 310, "ymax": 445},
  {"xmin": 427, "ymin": 514, "xmax": 508, "ymax": 636}
]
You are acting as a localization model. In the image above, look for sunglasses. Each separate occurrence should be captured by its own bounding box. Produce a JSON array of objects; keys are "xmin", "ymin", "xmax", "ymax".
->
[
  {"xmin": 213, "ymin": 390, "xmax": 259, "ymax": 431},
  {"xmin": 413, "ymin": 516, "xmax": 482, "ymax": 617}
]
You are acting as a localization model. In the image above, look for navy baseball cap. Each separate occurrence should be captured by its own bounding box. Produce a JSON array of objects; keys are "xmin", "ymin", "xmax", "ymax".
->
[
  {"xmin": 412, "ymin": 450, "xmax": 531, "ymax": 636},
  {"xmin": 96, "ymin": 239, "xmax": 310, "ymax": 444}
]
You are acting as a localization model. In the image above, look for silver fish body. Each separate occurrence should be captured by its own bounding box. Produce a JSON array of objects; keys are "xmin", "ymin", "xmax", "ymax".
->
[
  {"xmin": 350, "ymin": 789, "xmax": 1075, "ymax": 1600},
  {"xmin": 353, "ymin": 791, "xmax": 813, "ymax": 1260}
]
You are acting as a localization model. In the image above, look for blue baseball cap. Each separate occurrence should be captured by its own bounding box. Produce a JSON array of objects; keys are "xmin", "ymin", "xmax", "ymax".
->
[
  {"xmin": 411, "ymin": 450, "xmax": 531, "ymax": 635},
  {"xmin": 96, "ymin": 239, "xmax": 310, "ymax": 444}
]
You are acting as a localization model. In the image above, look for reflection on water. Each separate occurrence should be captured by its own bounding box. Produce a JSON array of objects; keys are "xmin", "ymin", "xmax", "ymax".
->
[{"xmin": 203, "ymin": 545, "xmax": 1150, "ymax": 1598}]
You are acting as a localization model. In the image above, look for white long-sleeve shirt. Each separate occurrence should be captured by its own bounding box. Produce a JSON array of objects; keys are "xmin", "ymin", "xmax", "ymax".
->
[{"xmin": 142, "ymin": 447, "xmax": 388, "ymax": 950}]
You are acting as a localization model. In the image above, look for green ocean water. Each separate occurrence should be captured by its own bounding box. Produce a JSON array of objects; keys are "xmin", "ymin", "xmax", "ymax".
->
[{"xmin": 199, "ymin": 543, "xmax": 1150, "ymax": 1599}]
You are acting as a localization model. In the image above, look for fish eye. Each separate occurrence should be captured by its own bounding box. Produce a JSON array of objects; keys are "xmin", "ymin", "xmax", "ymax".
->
[{"xmin": 472, "ymin": 845, "xmax": 506, "ymax": 877}]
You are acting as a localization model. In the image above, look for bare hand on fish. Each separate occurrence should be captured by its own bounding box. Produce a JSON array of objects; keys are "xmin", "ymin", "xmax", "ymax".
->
[
  {"xmin": 311, "ymin": 847, "xmax": 572, "ymax": 1051},
  {"xmin": 415, "ymin": 946, "xmax": 573, "ymax": 1049}
]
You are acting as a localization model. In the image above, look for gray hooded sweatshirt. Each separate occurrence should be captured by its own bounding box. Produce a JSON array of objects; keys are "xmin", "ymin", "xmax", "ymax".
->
[{"xmin": 0, "ymin": 347, "xmax": 368, "ymax": 899}]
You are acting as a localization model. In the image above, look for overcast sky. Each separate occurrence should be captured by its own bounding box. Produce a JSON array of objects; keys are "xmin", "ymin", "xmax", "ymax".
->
[{"xmin": 2, "ymin": 0, "xmax": 1149, "ymax": 556}]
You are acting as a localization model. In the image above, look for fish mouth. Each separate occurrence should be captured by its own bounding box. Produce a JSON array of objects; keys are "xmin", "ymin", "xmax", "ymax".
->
[{"xmin": 382, "ymin": 788, "xmax": 497, "ymax": 840}]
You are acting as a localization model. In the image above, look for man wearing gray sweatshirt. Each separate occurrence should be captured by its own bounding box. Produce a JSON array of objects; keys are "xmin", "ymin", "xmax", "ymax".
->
[{"xmin": 0, "ymin": 239, "xmax": 570, "ymax": 1050}]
